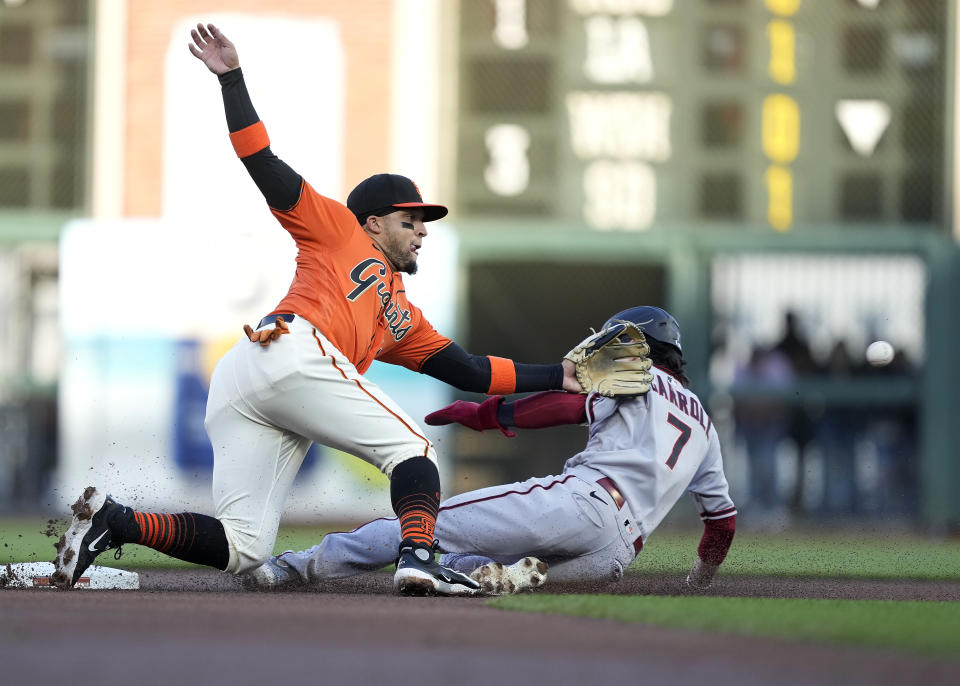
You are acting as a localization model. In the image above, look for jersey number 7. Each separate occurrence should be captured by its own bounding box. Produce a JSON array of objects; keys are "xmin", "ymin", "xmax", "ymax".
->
[{"xmin": 665, "ymin": 413, "xmax": 692, "ymax": 470}]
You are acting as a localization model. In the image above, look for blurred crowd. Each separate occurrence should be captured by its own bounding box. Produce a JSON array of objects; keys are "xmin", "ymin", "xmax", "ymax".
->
[{"xmin": 728, "ymin": 311, "xmax": 918, "ymax": 523}]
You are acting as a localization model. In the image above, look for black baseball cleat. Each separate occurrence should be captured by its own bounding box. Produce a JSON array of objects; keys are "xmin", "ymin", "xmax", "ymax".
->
[
  {"xmin": 393, "ymin": 539, "xmax": 481, "ymax": 597},
  {"xmin": 51, "ymin": 486, "xmax": 125, "ymax": 589}
]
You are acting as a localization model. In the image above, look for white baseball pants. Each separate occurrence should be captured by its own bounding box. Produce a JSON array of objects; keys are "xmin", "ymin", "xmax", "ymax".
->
[
  {"xmin": 277, "ymin": 464, "xmax": 639, "ymax": 583},
  {"xmin": 204, "ymin": 315, "xmax": 437, "ymax": 573}
]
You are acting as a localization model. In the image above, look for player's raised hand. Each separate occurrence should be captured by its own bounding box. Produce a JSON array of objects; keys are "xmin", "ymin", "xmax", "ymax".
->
[
  {"xmin": 188, "ymin": 23, "xmax": 239, "ymax": 75},
  {"xmin": 425, "ymin": 397, "xmax": 516, "ymax": 437}
]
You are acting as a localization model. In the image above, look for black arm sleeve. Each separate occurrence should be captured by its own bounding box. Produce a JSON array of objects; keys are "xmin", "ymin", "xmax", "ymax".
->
[
  {"xmin": 217, "ymin": 68, "xmax": 260, "ymax": 131},
  {"xmin": 420, "ymin": 342, "xmax": 564, "ymax": 394},
  {"xmin": 218, "ymin": 68, "xmax": 302, "ymax": 211},
  {"xmin": 240, "ymin": 150, "xmax": 302, "ymax": 211}
]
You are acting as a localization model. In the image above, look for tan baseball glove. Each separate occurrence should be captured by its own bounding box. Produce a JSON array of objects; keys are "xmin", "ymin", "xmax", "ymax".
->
[{"xmin": 564, "ymin": 320, "xmax": 653, "ymax": 397}]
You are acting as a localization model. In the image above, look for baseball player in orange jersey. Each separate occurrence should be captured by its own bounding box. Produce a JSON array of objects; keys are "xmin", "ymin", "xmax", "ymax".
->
[
  {"xmin": 246, "ymin": 307, "xmax": 737, "ymax": 595},
  {"xmin": 52, "ymin": 23, "xmax": 592, "ymax": 595}
]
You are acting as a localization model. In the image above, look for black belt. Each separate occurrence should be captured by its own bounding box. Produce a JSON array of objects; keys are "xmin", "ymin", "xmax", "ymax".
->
[
  {"xmin": 597, "ymin": 476, "xmax": 643, "ymax": 554},
  {"xmin": 257, "ymin": 313, "xmax": 295, "ymax": 329}
]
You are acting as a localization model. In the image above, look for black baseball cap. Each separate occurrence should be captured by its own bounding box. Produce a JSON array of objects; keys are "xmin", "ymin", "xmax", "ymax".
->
[{"xmin": 347, "ymin": 173, "xmax": 448, "ymax": 223}]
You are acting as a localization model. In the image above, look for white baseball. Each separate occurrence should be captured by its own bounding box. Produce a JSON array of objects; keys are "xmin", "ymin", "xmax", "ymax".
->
[{"xmin": 866, "ymin": 340, "xmax": 894, "ymax": 367}]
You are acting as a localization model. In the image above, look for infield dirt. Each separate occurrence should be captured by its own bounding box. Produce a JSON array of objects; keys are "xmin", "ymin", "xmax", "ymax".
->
[{"xmin": 1, "ymin": 569, "xmax": 958, "ymax": 686}]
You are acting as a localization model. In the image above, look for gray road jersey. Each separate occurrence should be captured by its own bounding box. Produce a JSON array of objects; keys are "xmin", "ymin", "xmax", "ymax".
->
[{"xmin": 563, "ymin": 367, "xmax": 736, "ymax": 542}]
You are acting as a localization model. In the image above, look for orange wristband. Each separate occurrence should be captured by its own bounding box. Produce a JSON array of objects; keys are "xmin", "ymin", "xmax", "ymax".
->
[
  {"xmin": 486, "ymin": 356, "xmax": 517, "ymax": 395},
  {"xmin": 229, "ymin": 121, "xmax": 270, "ymax": 158}
]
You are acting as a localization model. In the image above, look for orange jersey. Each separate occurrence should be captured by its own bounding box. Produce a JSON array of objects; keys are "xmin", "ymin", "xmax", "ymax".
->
[{"xmin": 268, "ymin": 181, "xmax": 451, "ymax": 374}]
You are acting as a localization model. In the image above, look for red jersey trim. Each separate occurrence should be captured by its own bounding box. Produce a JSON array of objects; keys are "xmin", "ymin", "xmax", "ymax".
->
[
  {"xmin": 700, "ymin": 507, "xmax": 738, "ymax": 521},
  {"xmin": 653, "ymin": 364, "xmax": 682, "ymax": 383},
  {"xmin": 439, "ymin": 474, "xmax": 578, "ymax": 511}
]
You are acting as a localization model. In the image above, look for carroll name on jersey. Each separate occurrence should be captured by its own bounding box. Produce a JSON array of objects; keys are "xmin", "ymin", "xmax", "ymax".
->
[{"xmin": 649, "ymin": 369, "xmax": 712, "ymax": 437}]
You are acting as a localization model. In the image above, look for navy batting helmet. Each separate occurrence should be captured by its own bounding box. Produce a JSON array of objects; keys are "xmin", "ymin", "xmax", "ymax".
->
[{"xmin": 603, "ymin": 306, "xmax": 682, "ymax": 352}]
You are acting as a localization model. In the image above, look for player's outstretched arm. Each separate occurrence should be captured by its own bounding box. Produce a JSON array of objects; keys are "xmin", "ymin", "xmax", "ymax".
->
[
  {"xmin": 188, "ymin": 23, "xmax": 303, "ymax": 211},
  {"xmin": 425, "ymin": 397, "xmax": 516, "ymax": 437},
  {"xmin": 419, "ymin": 342, "xmax": 565, "ymax": 395},
  {"xmin": 425, "ymin": 391, "xmax": 587, "ymax": 436}
]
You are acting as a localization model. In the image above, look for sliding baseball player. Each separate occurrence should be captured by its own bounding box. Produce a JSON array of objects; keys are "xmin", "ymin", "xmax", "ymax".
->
[{"xmin": 247, "ymin": 307, "xmax": 737, "ymax": 594}]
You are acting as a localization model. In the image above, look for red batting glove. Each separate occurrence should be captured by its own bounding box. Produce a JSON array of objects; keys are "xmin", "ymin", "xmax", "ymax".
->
[{"xmin": 424, "ymin": 396, "xmax": 516, "ymax": 437}]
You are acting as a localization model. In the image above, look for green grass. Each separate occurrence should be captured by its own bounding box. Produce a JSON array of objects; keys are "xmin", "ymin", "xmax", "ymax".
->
[
  {"xmin": 632, "ymin": 531, "xmax": 960, "ymax": 580},
  {"xmin": 0, "ymin": 518, "xmax": 336, "ymax": 570},
  {"xmin": 489, "ymin": 595, "xmax": 960, "ymax": 658},
  {"xmin": 3, "ymin": 518, "xmax": 959, "ymax": 580}
]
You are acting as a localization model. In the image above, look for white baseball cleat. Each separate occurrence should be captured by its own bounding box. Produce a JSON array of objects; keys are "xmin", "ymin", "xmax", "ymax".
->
[
  {"xmin": 470, "ymin": 556, "xmax": 548, "ymax": 596},
  {"xmin": 244, "ymin": 552, "xmax": 301, "ymax": 590},
  {"xmin": 51, "ymin": 486, "xmax": 126, "ymax": 590}
]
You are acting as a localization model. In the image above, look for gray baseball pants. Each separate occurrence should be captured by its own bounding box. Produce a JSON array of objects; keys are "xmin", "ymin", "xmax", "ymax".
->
[{"xmin": 276, "ymin": 465, "xmax": 639, "ymax": 583}]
